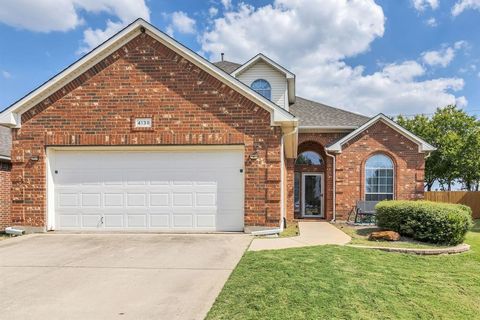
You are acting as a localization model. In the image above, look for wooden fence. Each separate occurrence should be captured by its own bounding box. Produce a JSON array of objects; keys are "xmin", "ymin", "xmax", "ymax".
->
[{"xmin": 424, "ymin": 191, "xmax": 480, "ymax": 219}]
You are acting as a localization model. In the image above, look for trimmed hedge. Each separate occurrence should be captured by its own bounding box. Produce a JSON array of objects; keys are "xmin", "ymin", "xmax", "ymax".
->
[{"xmin": 376, "ymin": 200, "xmax": 473, "ymax": 245}]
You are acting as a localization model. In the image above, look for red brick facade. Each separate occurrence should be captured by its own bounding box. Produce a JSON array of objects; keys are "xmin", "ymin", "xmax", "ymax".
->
[
  {"xmin": 0, "ymin": 161, "xmax": 11, "ymax": 230},
  {"xmin": 287, "ymin": 122, "xmax": 426, "ymax": 221},
  {"xmin": 10, "ymin": 33, "xmax": 282, "ymax": 230}
]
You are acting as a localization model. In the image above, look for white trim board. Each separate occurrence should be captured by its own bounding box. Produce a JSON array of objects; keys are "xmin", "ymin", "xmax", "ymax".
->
[
  {"xmin": 0, "ymin": 19, "xmax": 297, "ymax": 128},
  {"xmin": 325, "ymin": 114, "xmax": 436, "ymax": 153}
]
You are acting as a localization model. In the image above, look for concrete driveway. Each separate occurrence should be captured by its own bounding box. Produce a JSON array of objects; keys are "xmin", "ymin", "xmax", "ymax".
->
[{"xmin": 0, "ymin": 233, "xmax": 251, "ymax": 320}]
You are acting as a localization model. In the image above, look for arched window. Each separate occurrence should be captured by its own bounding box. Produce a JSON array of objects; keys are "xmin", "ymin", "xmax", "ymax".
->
[
  {"xmin": 295, "ymin": 151, "xmax": 323, "ymax": 165},
  {"xmin": 365, "ymin": 154, "xmax": 394, "ymax": 201},
  {"xmin": 251, "ymin": 79, "xmax": 271, "ymax": 100}
]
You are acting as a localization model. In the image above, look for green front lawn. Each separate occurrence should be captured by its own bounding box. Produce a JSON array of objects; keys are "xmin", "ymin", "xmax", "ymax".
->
[{"xmin": 207, "ymin": 220, "xmax": 480, "ymax": 320}]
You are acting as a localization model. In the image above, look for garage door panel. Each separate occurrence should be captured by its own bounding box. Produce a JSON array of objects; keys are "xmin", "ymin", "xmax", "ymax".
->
[
  {"xmin": 81, "ymin": 193, "xmax": 102, "ymax": 207},
  {"xmin": 52, "ymin": 149, "xmax": 244, "ymax": 231},
  {"xmin": 172, "ymin": 193, "xmax": 194, "ymax": 207},
  {"xmin": 58, "ymin": 193, "xmax": 79, "ymax": 207},
  {"xmin": 58, "ymin": 215, "xmax": 79, "ymax": 228},
  {"xmin": 104, "ymin": 215, "xmax": 124, "ymax": 228},
  {"xmin": 127, "ymin": 215, "xmax": 147, "ymax": 228},
  {"xmin": 126, "ymin": 193, "xmax": 147, "ymax": 207},
  {"xmin": 173, "ymin": 215, "xmax": 194, "ymax": 228},
  {"xmin": 149, "ymin": 214, "xmax": 170, "ymax": 228},
  {"xmin": 104, "ymin": 193, "xmax": 124, "ymax": 207},
  {"xmin": 149, "ymin": 193, "xmax": 170, "ymax": 206},
  {"xmin": 81, "ymin": 215, "xmax": 102, "ymax": 228},
  {"xmin": 196, "ymin": 192, "xmax": 216, "ymax": 206}
]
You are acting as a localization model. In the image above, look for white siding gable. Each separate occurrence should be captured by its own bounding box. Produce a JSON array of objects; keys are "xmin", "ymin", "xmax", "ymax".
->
[{"xmin": 236, "ymin": 60, "xmax": 289, "ymax": 110}]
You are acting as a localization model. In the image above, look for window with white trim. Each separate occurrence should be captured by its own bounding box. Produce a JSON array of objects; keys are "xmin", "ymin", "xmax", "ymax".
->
[
  {"xmin": 251, "ymin": 79, "xmax": 271, "ymax": 100},
  {"xmin": 365, "ymin": 154, "xmax": 394, "ymax": 201}
]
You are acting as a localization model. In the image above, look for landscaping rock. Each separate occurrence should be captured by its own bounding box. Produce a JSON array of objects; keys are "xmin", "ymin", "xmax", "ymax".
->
[{"xmin": 369, "ymin": 230, "xmax": 401, "ymax": 241}]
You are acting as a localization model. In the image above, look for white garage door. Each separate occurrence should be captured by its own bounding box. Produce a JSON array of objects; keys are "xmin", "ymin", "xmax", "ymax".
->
[{"xmin": 49, "ymin": 148, "xmax": 244, "ymax": 232}]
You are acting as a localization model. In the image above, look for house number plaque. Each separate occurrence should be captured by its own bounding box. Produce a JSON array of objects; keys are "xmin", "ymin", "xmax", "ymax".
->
[{"xmin": 134, "ymin": 117, "xmax": 152, "ymax": 128}]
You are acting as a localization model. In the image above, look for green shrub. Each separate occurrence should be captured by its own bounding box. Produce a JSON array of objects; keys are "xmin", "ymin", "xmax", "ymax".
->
[{"xmin": 376, "ymin": 200, "xmax": 473, "ymax": 245}]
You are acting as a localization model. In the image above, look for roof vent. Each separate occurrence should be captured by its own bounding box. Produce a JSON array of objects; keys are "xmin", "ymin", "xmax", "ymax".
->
[{"xmin": 221, "ymin": 53, "xmax": 224, "ymax": 61}]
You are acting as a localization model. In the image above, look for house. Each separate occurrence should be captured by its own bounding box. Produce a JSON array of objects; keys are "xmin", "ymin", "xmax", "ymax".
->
[{"xmin": 0, "ymin": 19, "xmax": 435, "ymax": 233}]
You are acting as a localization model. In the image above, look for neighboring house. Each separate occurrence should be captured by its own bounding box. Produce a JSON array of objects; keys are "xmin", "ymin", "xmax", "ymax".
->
[{"xmin": 0, "ymin": 19, "xmax": 435, "ymax": 233}]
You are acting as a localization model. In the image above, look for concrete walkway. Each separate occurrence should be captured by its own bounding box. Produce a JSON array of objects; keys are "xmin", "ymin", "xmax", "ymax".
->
[{"xmin": 249, "ymin": 222, "xmax": 351, "ymax": 251}]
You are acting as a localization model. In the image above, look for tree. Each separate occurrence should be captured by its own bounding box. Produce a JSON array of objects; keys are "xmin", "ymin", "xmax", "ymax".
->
[
  {"xmin": 396, "ymin": 113, "xmax": 438, "ymax": 190},
  {"xmin": 397, "ymin": 105, "xmax": 480, "ymax": 191}
]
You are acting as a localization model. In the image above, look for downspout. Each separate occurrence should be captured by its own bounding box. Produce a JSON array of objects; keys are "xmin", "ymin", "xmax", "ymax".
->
[{"xmin": 325, "ymin": 150, "xmax": 337, "ymax": 222}]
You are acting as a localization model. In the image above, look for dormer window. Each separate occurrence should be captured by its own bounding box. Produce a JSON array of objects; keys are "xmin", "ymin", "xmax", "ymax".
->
[{"xmin": 251, "ymin": 79, "xmax": 271, "ymax": 100}]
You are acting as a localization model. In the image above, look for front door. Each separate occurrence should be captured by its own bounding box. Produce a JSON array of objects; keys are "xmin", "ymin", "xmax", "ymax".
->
[{"xmin": 301, "ymin": 173, "xmax": 324, "ymax": 218}]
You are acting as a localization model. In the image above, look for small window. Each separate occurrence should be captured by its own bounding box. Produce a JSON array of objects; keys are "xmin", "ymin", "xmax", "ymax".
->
[
  {"xmin": 295, "ymin": 151, "xmax": 323, "ymax": 166},
  {"xmin": 251, "ymin": 79, "xmax": 271, "ymax": 100},
  {"xmin": 365, "ymin": 154, "xmax": 394, "ymax": 201}
]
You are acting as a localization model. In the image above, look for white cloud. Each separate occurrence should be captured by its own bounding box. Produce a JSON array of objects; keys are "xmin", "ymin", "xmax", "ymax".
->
[
  {"xmin": 166, "ymin": 11, "xmax": 196, "ymax": 36},
  {"xmin": 422, "ymin": 47, "xmax": 455, "ymax": 67},
  {"xmin": 421, "ymin": 41, "xmax": 467, "ymax": 67},
  {"xmin": 412, "ymin": 0, "xmax": 440, "ymax": 11},
  {"xmin": 200, "ymin": 0, "xmax": 465, "ymax": 115},
  {"xmin": 0, "ymin": 0, "xmax": 150, "ymax": 53},
  {"xmin": 209, "ymin": 7, "xmax": 219, "ymax": 17},
  {"xmin": 452, "ymin": 0, "xmax": 480, "ymax": 16},
  {"xmin": 221, "ymin": 0, "xmax": 233, "ymax": 10},
  {"xmin": 426, "ymin": 17, "xmax": 438, "ymax": 26},
  {"xmin": 456, "ymin": 96, "xmax": 468, "ymax": 107},
  {"xmin": 1, "ymin": 70, "xmax": 11, "ymax": 79}
]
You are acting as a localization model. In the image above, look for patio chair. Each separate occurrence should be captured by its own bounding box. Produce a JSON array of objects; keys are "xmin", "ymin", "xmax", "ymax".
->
[{"xmin": 350, "ymin": 200, "xmax": 379, "ymax": 224}]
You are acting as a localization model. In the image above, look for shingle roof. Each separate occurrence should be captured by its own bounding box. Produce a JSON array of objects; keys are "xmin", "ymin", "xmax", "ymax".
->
[
  {"xmin": 289, "ymin": 97, "xmax": 369, "ymax": 128},
  {"xmin": 0, "ymin": 126, "xmax": 11, "ymax": 159},
  {"xmin": 212, "ymin": 60, "xmax": 242, "ymax": 74}
]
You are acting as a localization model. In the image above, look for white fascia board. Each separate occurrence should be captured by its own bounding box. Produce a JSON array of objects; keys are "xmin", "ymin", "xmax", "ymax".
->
[
  {"xmin": 232, "ymin": 54, "xmax": 295, "ymax": 79},
  {"xmin": 0, "ymin": 19, "xmax": 296, "ymax": 127},
  {"xmin": 0, "ymin": 112, "xmax": 20, "ymax": 128},
  {"xmin": 325, "ymin": 114, "xmax": 436, "ymax": 153}
]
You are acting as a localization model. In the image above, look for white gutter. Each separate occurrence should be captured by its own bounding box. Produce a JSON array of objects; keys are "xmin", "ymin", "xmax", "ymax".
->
[{"xmin": 325, "ymin": 150, "xmax": 337, "ymax": 222}]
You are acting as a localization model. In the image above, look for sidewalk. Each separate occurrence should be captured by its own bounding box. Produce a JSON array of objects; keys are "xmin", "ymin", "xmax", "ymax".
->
[{"xmin": 248, "ymin": 222, "xmax": 351, "ymax": 251}]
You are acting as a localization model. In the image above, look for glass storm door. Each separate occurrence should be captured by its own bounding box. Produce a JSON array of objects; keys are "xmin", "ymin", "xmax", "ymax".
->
[{"xmin": 301, "ymin": 173, "xmax": 324, "ymax": 218}]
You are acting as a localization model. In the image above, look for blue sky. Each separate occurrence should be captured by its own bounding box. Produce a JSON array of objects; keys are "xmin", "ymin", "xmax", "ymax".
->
[{"xmin": 0, "ymin": 0, "xmax": 479, "ymax": 117}]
